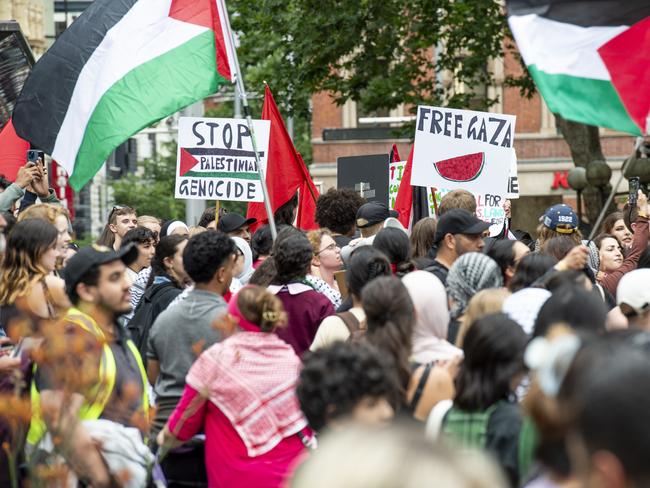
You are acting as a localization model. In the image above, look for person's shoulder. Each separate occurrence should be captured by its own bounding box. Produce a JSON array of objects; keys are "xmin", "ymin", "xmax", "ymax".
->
[
  {"xmin": 149, "ymin": 300, "xmax": 182, "ymax": 333},
  {"xmin": 43, "ymin": 274, "xmax": 72, "ymax": 310},
  {"xmin": 318, "ymin": 314, "xmax": 348, "ymax": 330},
  {"xmin": 488, "ymin": 399, "xmax": 522, "ymax": 432}
]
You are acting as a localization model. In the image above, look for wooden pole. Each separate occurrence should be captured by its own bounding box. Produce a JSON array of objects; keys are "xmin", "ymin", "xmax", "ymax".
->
[{"xmin": 214, "ymin": 201, "xmax": 220, "ymax": 228}]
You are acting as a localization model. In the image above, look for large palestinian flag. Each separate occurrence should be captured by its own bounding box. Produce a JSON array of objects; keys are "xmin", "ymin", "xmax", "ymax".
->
[
  {"xmin": 13, "ymin": 0, "xmax": 235, "ymax": 190},
  {"xmin": 507, "ymin": 1, "xmax": 650, "ymax": 135}
]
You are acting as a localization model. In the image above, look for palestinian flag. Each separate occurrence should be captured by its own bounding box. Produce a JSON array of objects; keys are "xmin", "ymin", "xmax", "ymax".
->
[
  {"xmin": 507, "ymin": 1, "xmax": 650, "ymax": 135},
  {"xmin": 13, "ymin": 0, "xmax": 235, "ymax": 190}
]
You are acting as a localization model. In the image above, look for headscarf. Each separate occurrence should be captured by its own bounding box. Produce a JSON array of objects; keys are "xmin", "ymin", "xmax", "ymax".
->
[
  {"xmin": 402, "ymin": 271, "xmax": 462, "ymax": 364},
  {"xmin": 502, "ymin": 287, "xmax": 551, "ymax": 335},
  {"xmin": 232, "ymin": 236, "xmax": 254, "ymax": 284},
  {"xmin": 447, "ymin": 252, "xmax": 503, "ymax": 319},
  {"xmin": 160, "ymin": 220, "xmax": 189, "ymax": 237}
]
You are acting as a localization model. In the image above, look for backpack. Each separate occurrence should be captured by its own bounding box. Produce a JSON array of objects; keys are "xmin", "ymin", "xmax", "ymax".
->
[
  {"xmin": 440, "ymin": 401, "xmax": 502, "ymax": 450},
  {"xmin": 337, "ymin": 311, "xmax": 366, "ymax": 343},
  {"xmin": 127, "ymin": 281, "xmax": 180, "ymax": 358}
]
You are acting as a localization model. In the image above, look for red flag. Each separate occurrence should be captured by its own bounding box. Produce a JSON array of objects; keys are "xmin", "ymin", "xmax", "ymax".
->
[
  {"xmin": 247, "ymin": 85, "xmax": 319, "ymax": 231},
  {"xmin": 390, "ymin": 144, "xmax": 401, "ymax": 163},
  {"xmin": 394, "ymin": 146, "xmax": 414, "ymax": 228},
  {"xmin": 50, "ymin": 160, "xmax": 75, "ymax": 219},
  {"xmin": 0, "ymin": 119, "xmax": 30, "ymax": 181},
  {"xmin": 296, "ymin": 166, "xmax": 319, "ymax": 230}
]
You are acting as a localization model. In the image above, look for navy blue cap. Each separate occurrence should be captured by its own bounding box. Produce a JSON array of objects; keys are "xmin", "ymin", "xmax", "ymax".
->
[{"xmin": 541, "ymin": 204, "xmax": 579, "ymax": 234}]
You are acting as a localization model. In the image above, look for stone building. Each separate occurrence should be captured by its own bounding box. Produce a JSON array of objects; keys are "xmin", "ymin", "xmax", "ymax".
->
[{"xmin": 0, "ymin": 0, "xmax": 46, "ymax": 55}]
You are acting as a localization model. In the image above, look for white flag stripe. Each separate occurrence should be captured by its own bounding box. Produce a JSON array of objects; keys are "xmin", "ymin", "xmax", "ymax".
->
[
  {"xmin": 52, "ymin": 0, "xmax": 208, "ymax": 174},
  {"xmin": 508, "ymin": 14, "xmax": 627, "ymax": 81}
]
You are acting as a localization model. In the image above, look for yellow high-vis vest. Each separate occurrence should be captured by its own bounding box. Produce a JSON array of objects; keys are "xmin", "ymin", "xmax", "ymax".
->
[{"xmin": 27, "ymin": 308, "xmax": 149, "ymax": 447}]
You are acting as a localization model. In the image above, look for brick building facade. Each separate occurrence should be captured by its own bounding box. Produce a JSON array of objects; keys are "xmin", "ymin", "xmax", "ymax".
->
[{"xmin": 309, "ymin": 54, "xmax": 636, "ymax": 234}]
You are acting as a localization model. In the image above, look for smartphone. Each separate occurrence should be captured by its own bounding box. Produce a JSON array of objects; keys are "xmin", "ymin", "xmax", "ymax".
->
[
  {"xmin": 10, "ymin": 339, "xmax": 23, "ymax": 358},
  {"xmin": 27, "ymin": 149, "xmax": 45, "ymax": 166},
  {"xmin": 0, "ymin": 343, "xmax": 14, "ymax": 357},
  {"xmin": 629, "ymin": 177, "xmax": 641, "ymax": 207}
]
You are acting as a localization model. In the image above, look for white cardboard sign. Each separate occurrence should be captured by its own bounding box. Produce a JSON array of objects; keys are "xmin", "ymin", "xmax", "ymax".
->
[
  {"xmin": 175, "ymin": 117, "xmax": 270, "ymax": 202},
  {"xmin": 411, "ymin": 106, "xmax": 516, "ymax": 199}
]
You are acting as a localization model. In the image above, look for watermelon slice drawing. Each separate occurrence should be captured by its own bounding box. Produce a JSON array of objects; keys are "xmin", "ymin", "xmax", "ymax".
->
[{"xmin": 433, "ymin": 152, "xmax": 485, "ymax": 182}]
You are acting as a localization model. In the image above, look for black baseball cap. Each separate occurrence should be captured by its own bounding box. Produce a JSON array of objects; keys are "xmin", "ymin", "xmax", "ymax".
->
[
  {"xmin": 356, "ymin": 202, "xmax": 390, "ymax": 228},
  {"xmin": 434, "ymin": 209, "xmax": 491, "ymax": 243},
  {"xmin": 217, "ymin": 213, "xmax": 257, "ymax": 234},
  {"xmin": 62, "ymin": 243, "xmax": 139, "ymax": 297}
]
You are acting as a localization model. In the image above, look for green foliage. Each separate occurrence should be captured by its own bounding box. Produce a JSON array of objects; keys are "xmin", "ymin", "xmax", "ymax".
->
[
  {"xmin": 109, "ymin": 142, "xmax": 186, "ymax": 221},
  {"xmin": 229, "ymin": 0, "xmax": 533, "ymax": 138}
]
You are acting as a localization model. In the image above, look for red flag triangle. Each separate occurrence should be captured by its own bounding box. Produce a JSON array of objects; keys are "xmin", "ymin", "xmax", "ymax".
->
[{"xmin": 179, "ymin": 147, "xmax": 199, "ymax": 176}]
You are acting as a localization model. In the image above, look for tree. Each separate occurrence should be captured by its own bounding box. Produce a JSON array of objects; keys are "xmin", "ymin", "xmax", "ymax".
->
[
  {"xmin": 109, "ymin": 142, "xmax": 186, "ymax": 221},
  {"xmin": 231, "ymin": 0, "xmax": 515, "ymax": 117},
  {"xmin": 230, "ymin": 0, "xmax": 614, "ymax": 222}
]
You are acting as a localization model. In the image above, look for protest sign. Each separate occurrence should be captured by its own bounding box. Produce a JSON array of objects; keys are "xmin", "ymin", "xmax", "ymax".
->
[
  {"xmin": 430, "ymin": 188, "xmax": 506, "ymax": 236},
  {"xmin": 411, "ymin": 106, "xmax": 516, "ymax": 200},
  {"xmin": 389, "ymin": 160, "xmax": 405, "ymax": 209},
  {"xmin": 507, "ymin": 151, "xmax": 519, "ymax": 199},
  {"xmin": 338, "ymin": 154, "xmax": 390, "ymax": 204},
  {"xmin": 175, "ymin": 117, "xmax": 270, "ymax": 202}
]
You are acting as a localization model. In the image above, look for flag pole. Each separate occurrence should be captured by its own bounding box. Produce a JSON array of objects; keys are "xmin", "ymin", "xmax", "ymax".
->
[{"xmin": 218, "ymin": 0, "xmax": 277, "ymax": 240}]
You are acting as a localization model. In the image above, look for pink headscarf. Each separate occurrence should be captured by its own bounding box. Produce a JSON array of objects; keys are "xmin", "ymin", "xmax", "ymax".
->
[
  {"xmin": 228, "ymin": 287, "xmax": 261, "ymax": 332},
  {"xmin": 402, "ymin": 271, "xmax": 463, "ymax": 364}
]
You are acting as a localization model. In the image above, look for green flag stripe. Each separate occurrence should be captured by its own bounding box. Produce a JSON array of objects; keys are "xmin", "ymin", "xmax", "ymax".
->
[
  {"xmin": 528, "ymin": 64, "xmax": 641, "ymax": 136},
  {"xmin": 70, "ymin": 30, "xmax": 228, "ymax": 190},
  {"xmin": 184, "ymin": 171, "xmax": 260, "ymax": 180}
]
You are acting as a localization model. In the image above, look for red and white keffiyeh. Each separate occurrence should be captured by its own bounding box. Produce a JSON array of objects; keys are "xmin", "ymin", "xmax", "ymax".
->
[{"xmin": 186, "ymin": 332, "xmax": 307, "ymax": 457}]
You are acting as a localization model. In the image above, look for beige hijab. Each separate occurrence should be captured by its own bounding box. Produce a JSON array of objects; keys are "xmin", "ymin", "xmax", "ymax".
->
[{"xmin": 402, "ymin": 271, "xmax": 463, "ymax": 364}]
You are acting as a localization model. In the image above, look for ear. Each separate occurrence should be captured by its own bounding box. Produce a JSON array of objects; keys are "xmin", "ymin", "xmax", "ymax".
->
[
  {"xmin": 76, "ymin": 282, "xmax": 97, "ymax": 303},
  {"xmin": 590, "ymin": 450, "xmax": 627, "ymax": 488},
  {"xmin": 631, "ymin": 222, "xmax": 638, "ymax": 232},
  {"xmin": 444, "ymin": 233, "xmax": 455, "ymax": 250},
  {"xmin": 108, "ymin": 223, "xmax": 118, "ymax": 234},
  {"xmin": 216, "ymin": 265, "xmax": 228, "ymax": 283},
  {"xmin": 163, "ymin": 255, "xmax": 174, "ymax": 270},
  {"xmin": 312, "ymin": 255, "xmax": 320, "ymax": 267},
  {"xmin": 505, "ymin": 265, "xmax": 516, "ymax": 281}
]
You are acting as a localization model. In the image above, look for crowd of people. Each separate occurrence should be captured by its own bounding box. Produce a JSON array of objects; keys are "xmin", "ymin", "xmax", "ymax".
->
[{"xmin": 0, "ymin": 163, "xmax": 650, "ymax": 488}]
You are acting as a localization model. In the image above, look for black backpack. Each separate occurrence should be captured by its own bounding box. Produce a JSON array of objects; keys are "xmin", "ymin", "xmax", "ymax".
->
[{"xmin": 127, "ymin": 281, "xmax": 180, "ymax": 358}]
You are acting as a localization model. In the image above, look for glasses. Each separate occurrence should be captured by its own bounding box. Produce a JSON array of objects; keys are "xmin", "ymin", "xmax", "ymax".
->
[{"xmin": 316, "ymin": 243, "xmax": 338, "ymax": 255}]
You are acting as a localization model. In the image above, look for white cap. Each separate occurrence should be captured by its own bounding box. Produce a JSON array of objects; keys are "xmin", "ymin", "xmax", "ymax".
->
[{"xmin": 617, "ymin": 269, "xmax": 650, "ymax": 315}]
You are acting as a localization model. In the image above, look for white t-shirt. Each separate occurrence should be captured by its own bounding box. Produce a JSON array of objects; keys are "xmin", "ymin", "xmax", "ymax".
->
[{"xmin": 310, "ymin": 307, "xmax": 366, "ymax": 351}]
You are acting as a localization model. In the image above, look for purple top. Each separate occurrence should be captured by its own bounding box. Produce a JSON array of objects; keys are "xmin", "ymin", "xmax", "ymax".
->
[{"xmin": 268, "ymin": 283, "xmax": 335, "ymax": 356}]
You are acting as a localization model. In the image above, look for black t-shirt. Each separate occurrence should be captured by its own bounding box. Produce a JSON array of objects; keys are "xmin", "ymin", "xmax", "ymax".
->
[{"xmin": 486, "ymin": 400, "xmax": 522, "ymax": 487}]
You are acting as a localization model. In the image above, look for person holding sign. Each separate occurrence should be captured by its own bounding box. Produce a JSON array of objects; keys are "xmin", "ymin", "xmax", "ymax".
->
[{"xmin": 423, "ymin": 210, "xmax": 490, "ymax": 286}]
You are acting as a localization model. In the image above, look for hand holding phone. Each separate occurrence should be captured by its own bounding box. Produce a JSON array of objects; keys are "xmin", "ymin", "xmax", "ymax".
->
[
  {"xmin": 27, "ymin": 149, "xmax": 45, "ymax": 167},
  {"xmin": 629, "ymin": 177, "xmax": 640, "ymax": 207}
]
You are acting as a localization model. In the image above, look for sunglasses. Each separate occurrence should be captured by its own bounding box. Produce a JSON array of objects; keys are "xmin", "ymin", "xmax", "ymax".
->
[{"xmin": 108, "ymin": 204, "xmax": 127, "ymax": 220}]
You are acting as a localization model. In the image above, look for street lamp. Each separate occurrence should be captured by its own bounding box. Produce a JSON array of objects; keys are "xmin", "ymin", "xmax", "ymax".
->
[
  {"xmin": 623, "ymin": 153, "xmax": 650, "ymax": 191},
  {"xmin": 586, "ymin": 160, "xmax": 612, "ymax": 214},
  {"xmin": 567, "ymin": 166, "xmax": 588, "ymax": 221}
]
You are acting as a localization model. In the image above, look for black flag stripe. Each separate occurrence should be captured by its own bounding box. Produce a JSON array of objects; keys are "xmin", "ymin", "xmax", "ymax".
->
[
  {"xmin": 506, "ymin": 0, "xmax": 650, "ymax": 27},
  {"xmin": 13, "ymin": 0, "xmax": 139, "ymax": 152}
]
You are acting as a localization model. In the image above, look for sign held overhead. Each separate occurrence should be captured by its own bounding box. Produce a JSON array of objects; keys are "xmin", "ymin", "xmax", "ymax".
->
[
  {"xmin": 411, "ymin": 106, "xmax": 516, "ymax": 198},
  {"xmin": 175, "ymin": 117, "xmax": 271, "ymax": 202}
]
